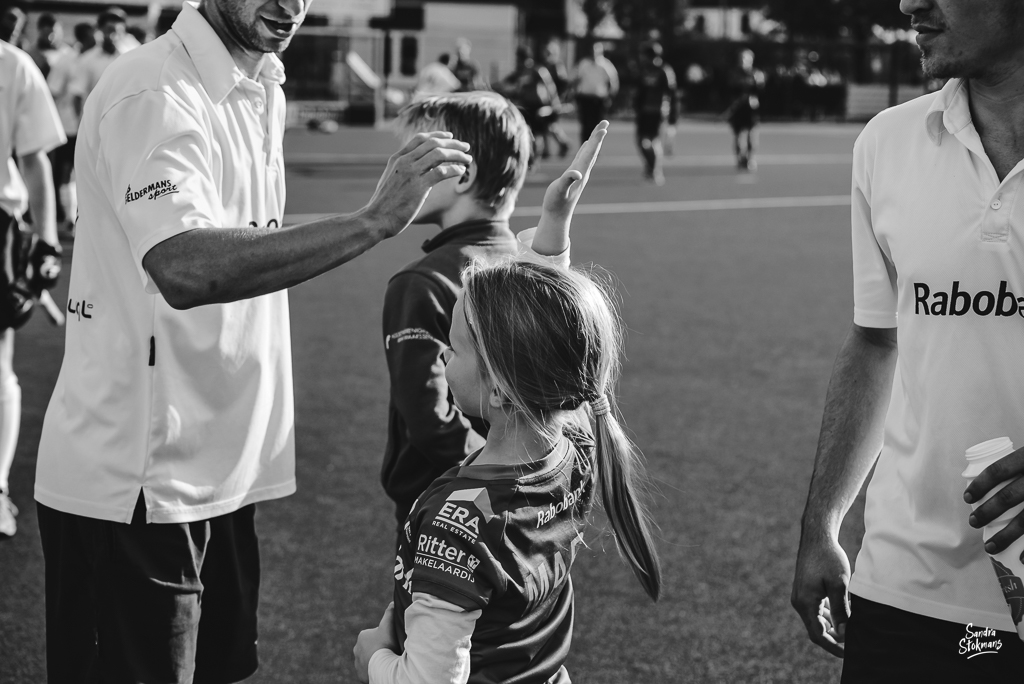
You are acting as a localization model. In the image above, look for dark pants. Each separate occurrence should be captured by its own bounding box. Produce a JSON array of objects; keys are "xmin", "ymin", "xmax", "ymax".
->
[
  {"xmin": 37, "ymin": 495, "xmax": 261, "ymax": 684},
  {"xmin": 47, "ymin": 137, "xmax": 76, "ymax": 224},
  {"xmin": 576, "ymin": 95, "xmax": 606, "ymax": 145},
  {"xmin": 842, "ymin": 594, "xmax": 1024, "ymax": 683}
]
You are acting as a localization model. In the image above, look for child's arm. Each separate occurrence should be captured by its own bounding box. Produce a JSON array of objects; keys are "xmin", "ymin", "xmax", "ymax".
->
[
  {"xmin": 354, "ymin": 594, "xmax": 481, "ymax": 684},
  {"xmin": 530, "ymin": 120, "xmax": 609, "ymax": 257}
]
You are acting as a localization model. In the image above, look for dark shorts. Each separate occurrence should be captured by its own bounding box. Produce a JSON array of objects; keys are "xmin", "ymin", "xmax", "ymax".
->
[
  {"xmin": 635, "ymin": 112, "xmax": 663, "ymax": 140},
  {"xmin": 37, "ymin": 494, "xmax": 261, "ymax": 684},
  {"xmin": 48, "ymin": 136, "xmax": 76, "ymax": 185},
  {"xmin": 842, "ymin": 594, "xmax": 1024, "ymax": 683}
]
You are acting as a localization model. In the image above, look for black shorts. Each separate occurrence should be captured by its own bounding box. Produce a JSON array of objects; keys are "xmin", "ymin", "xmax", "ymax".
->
[
  {"xmin": 842, "ymin": 594, "xmax": 1024, "ymax": 683},
  {"xmin": 37, "ymin": 494, "xmax": 261, "ymax": 684},
  {"xmin": 635, "ymin": 112, "xmax": 663, "ymax": 140},
  {"xmin": 48, "ymin": 136, "xmax": 76, "ymax": 185}
]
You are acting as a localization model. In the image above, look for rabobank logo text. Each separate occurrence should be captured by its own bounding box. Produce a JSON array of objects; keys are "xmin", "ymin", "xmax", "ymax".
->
[{"xmin": 914, "ymin": 281, "xmax": 1024, "ymax": 318}]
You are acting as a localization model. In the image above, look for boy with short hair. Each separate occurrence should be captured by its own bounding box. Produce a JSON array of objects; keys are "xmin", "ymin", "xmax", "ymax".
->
[{"xmin": 381, "ymin": 92, "xmax": 601, "ymax": 526}]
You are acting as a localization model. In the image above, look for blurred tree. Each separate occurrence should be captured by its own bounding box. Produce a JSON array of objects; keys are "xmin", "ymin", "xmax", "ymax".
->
[{"xmin": 764, "ymin": 0, "xmax": 908, "ymax": 40}]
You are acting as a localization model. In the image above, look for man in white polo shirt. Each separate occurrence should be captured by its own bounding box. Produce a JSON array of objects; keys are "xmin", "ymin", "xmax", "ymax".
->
[
  {"xmin": 32, "ymin": 0, "xmax": 473, "ymax": 679},
  {"xmin": 792, "ymin": 0, "xmax": 1024, "ymax": 680},
  {"xmin": 0, "ymin": 15, "xmax": 64, "ymax": 538}
]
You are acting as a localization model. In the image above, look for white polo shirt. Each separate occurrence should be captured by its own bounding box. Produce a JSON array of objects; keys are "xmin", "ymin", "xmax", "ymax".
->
[
  {"xmin": 0, "ymin": 40, "xmax": 66, "ymax": 217},
  {"xmin": 35, "ymin": 2, "xmax": 294, "ymax": 524},
  {"xmin": 849, "ymin": 78, "xmax": 1024, "ymax": 630}
]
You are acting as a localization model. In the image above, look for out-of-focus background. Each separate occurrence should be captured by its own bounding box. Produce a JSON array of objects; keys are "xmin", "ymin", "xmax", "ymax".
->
[{"xmin": 0, "ymin": 0, "xmax": 930, "ymax": 682}]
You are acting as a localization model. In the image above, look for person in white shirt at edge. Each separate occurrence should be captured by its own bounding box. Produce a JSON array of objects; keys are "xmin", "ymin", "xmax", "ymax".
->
[
  {"xmin": 792, "ymin": 0, "xmax": 1024, "ymax": 681},
  {"xmin": 68, "ymin": 7, "xmax": 138, "ymax": 122},
  {"xmin": 0, "ymin": 11, "xmax": 65, "ymax": 539},
  {"xmin": 414, "ymin": 52, "xmax": 460, "ymax": 100},
  {"xmin": 573, "ymin": 39, "xmax": 619, "ymax": 149},
  {"xmin": 31, "ymin": 0, "xmax": 585, "ymax": 681}
]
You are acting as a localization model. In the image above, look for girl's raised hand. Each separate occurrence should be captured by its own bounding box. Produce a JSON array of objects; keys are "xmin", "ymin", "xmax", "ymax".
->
[{"xmin": 533, "ymin": 120, "xmax": 609, "ymax": 256}]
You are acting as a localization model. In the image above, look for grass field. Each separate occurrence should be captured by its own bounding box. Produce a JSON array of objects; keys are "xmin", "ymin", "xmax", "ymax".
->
[{"xmin": 0, "ymin": 119, "xmax": 868, "ymax": 683}]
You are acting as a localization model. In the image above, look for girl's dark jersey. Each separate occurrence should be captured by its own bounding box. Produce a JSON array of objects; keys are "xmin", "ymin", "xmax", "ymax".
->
[{"xmin": 392, "ymin": 425, "xmax": 596, "ymax": 684}]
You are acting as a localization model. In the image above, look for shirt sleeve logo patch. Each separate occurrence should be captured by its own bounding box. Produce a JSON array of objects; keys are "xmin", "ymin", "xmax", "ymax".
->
[
  {"xmin": 385, "ymin": 327, "xmax": 438, "ymax": 349},
  {"xmin": 125, "ymin": 180, "xmax": 179, "ymax": 204}
]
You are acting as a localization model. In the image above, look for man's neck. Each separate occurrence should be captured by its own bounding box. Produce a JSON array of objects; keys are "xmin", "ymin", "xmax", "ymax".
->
[
  {"xmin": 198, "ymin": 1, "xmax": 264, "ymax": 79},
  {"xmin": 968, "ymin": 62, "xmax": 1024, "ymax": 180}
]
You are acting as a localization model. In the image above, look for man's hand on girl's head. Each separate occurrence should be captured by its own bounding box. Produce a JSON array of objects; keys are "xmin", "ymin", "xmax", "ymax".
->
[{"xmin": 534, "ymin": 120, "xmax": 609, "ymax": 256}]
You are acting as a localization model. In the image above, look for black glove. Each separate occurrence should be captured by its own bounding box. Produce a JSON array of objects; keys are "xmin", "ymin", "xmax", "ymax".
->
[{"xmin": 29, "ymin": 237, "xmax": 62, "ymax": 292}]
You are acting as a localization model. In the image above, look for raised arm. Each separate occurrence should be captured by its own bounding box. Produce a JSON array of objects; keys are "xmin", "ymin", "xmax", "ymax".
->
[
  {"xmin": 532, "ymin": 120, "xmax": 608, "ymax": 256},
  {"xmin": 791, "ymin": 323, "xmax": 897, "ymax": 657}
]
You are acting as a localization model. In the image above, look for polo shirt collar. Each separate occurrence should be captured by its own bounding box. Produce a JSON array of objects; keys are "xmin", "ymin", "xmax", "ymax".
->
[
  {"xmin": 925, "ymin": 78, "xmax": 971, "ymax": 145},
  {"xmin": 173, "ymin": 2, "xmax": 286, "ymax": 105},
  {"xmin": 421, "ymin": 218, "xmax": 515, "ymax": 253}
]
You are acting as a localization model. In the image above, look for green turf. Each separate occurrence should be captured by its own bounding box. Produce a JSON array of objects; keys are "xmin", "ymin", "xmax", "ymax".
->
[{"xmin": 0, "ymin": 121, "xmax": 866, "ymax": 683}]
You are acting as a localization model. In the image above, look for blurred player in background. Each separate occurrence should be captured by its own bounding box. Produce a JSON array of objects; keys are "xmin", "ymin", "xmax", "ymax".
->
[
  {"xmin": 633, "ymin": 42, "xmax": 677, "ymax": 185},
  {"xmin": 0, "ymin": 12, "xmax": 65, "ymax": 537},
  {"xmin": 27, "ymin": 14, "xmax": 71, "ymax": 79},
  {"xmin": 725, "ymin": 49, "xmax": 765, "ymax": 171},
  {"xmin": 47, "ymin": 22, "xmax": 95, "ymax": 235},
  {"xmin": 452, "ymin": 38, "xmax": 486, "ymax": 92},
  {"xmin": 413, "ymin": 52, "xmax": 460, "ymax": 99},
  {"xmin": 69, "ymin": 7, "xmax": 138, "ymax": 120},
  {"xmin": 0, "ymin": 4, "xmax": 24, "ymax": 45},
  {"xmin": 538, "ymin": 40, "xmax": 571, "ymax": 159},
  {"xmin": 574, "ymin": 39, "xmax": 618, "ymax": 146}
]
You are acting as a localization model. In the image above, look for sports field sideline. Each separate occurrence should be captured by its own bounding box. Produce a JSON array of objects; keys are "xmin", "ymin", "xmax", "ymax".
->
[{"xmin": 1, "ymin": 119, "xmax": 866, "ymax": 683}]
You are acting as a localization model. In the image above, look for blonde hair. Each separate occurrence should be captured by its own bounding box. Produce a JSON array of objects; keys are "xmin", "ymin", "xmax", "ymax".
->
[
  {"xmin": 395, "ymin": 92, "xmax": 531, "ymax": 212},
  {"xmin": 462, "ymin": 260, "xmax": 661, "ymax": 601}
]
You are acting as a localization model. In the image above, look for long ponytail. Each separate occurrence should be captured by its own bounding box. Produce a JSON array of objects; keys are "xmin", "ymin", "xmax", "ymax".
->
[
  {"xmin": 591, "ymin": 394, "xmax": 661, "ymax": 601},
  {"xmin": 462, "ymin": 259, "xmax": 661, "ymax": 601}
]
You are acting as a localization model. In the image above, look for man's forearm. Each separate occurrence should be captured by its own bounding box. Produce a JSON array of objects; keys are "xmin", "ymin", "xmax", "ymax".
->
[
  {"xmin": 144, "ymin": 209, "xmax": 390, "ymax": 309},
  {"xmin": 20, "ymin": 151, "xmax": 58, "ymax": 243},
  {"xmin": 801, "ymin": 325, "xmax": 898, "ymax": 540}
]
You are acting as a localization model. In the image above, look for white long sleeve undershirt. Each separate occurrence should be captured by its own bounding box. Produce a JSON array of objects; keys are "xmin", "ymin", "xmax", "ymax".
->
[{"xmin": 368, "ymin": 593, "xmax": 481, "ymax": 684}]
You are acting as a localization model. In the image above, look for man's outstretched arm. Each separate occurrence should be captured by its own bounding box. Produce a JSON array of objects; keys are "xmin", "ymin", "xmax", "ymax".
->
[
  {"xmin": 791, "ymin": 323, "xmax": 897, "ymax": 658},
  {"xmin": 143, "ymin": 132, "xmax": 472, "ymax": 310}
]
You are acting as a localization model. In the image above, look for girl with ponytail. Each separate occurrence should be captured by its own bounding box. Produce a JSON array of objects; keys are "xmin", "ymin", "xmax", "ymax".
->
[{"xmin": 354, "ymin": 121, "xmax": 659, "ymax": 684}]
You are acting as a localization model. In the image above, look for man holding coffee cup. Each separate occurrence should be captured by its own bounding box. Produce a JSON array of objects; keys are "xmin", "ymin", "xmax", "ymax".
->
[{"xmin": 792, "ymin": 0, "xmax": 1024, "ymax": 680}]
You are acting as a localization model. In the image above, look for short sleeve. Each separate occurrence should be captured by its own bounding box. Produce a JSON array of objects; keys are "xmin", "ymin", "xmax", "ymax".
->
[
  {"xmin": 411, "ymin": 488, "xmax": 504, "ymax": 611},
  {"xmin": 850, "ymin": 131, "xmax": 898, "ymax": 328},
  {"xmin": 99, "ymin": 91, "xmax": 223, "ymax": 292},
  {"xmin": 13, "ymin": 58, "xmax": 65, "ymax": 157}
]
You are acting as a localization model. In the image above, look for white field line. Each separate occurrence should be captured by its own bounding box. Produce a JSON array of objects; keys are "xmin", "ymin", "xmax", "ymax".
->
[
  {"xmin": 283, "ymin": 194, "xmax": 851, "ymax": 225},
  {"xmin": 284, "ymin": 152, "xmax": 853, "ymax": 168}
]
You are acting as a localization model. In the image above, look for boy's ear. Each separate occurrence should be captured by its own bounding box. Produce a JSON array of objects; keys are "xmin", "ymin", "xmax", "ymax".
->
[{"xmin": 453, "ymin": 161, "xmax": 477, "ymax": 195}]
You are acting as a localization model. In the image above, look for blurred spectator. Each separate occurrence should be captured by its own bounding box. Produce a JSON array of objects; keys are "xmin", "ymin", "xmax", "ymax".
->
[
  {"xmin": 724, "ymin": 49, "xmax": 765, "ymax": 171},
  {"xmin": 125, "ymin": 24, "xmax": 147, "ymax": 45},
  {"xmin": 69, "ymin": 7, "xmax": 138, "ymax": 120},
  {"xmin": 0, "ymin": 5, "xmax": 25, "ymax": 46},
  {"xmin": 574, "ymin": 40, "xmax": 618, "ymax": 146},
  {"xmin": 27, "ymin": 13, "xmax": 70, "ymax": 78},
  {"xmin": 451, "ymin": 38, "xmax": 486, "ymax": 91},
  {"xmin": 414, "ymin": 52, "xmax": 460, "ymax": 99},
  {"xmin": 502, "ymin": 46, "xmax": 560, "ymax": 162},
  {"xmin": 47, "ymin": 22, "xmax": 95, "ymax": 233},
  {"xmin": 634, "ymin": 42, "xmax": 677, "ymax": 185},
  {"xmin": 538, "ymin": 40, "xmax": 570, "ymax": 158}
]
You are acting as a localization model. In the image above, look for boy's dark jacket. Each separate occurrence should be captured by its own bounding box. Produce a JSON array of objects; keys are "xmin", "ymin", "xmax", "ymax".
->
[{"xmin": 381, "ymin": 219, "xmax": 519, "ymax": 524}]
